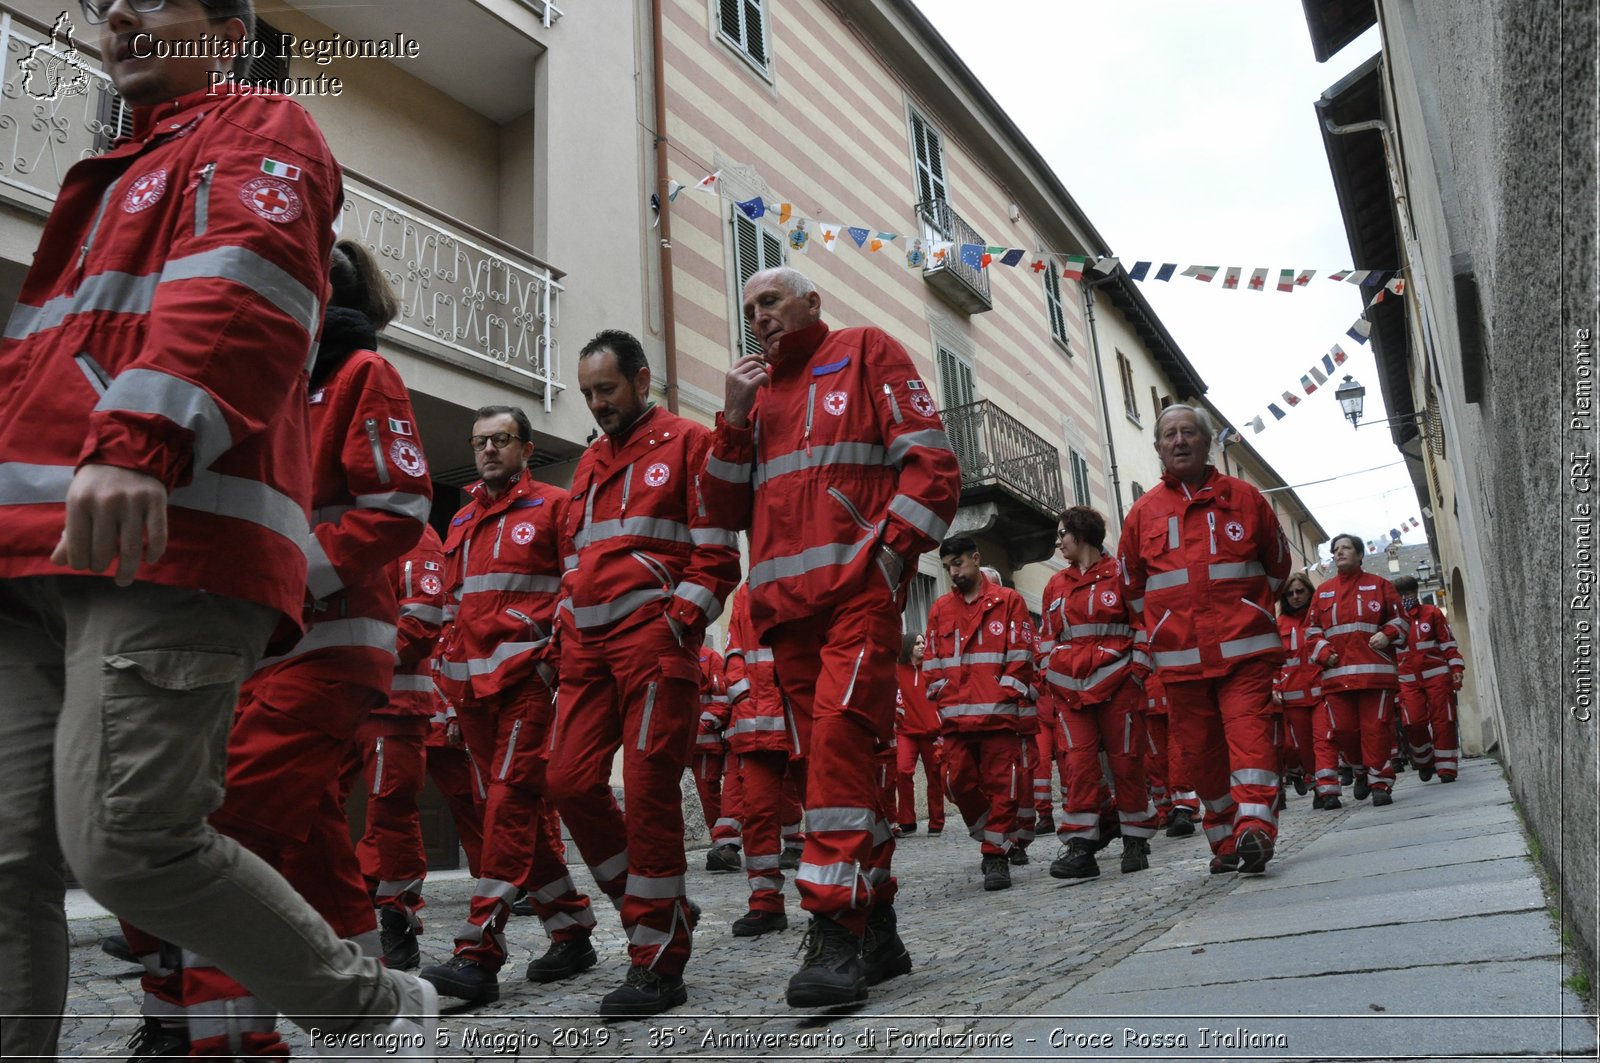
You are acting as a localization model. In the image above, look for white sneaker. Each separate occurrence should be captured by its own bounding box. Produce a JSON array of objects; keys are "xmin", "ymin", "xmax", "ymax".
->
[{"xmin": 313, "ymin": 972, "xmax": 438, "ymax": 1061}]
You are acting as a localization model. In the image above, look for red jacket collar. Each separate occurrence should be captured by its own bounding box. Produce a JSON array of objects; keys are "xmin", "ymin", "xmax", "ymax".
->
[
  {"xmin": 467, "ymin": 471, "xmax": 528, "ymax": 509},
  {"xmin": 1160, "ymin": 465, "xmax": 1220, "ymax": 498},
  {"xmin": 770, "ymin": 320, "xmax": 831, "ymax": 372},
  {"xmin": 129, "ymin": 82, "xmax": 244, "ymax": 141}
]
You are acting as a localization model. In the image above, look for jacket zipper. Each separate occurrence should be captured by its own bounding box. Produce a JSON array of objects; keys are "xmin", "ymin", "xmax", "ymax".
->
[
  {"xmin": 73, "ymin": 352, "xmax": 112, "ymax": 397},
  {"xmin": 1207, "ymin": 511, "xmax": 1217, "ymax": 554},
  {"xmin": 826, "ymin": 486, "xmax": 875, "ymax": 533},
  {"xmin": 803, "ymin": 383, "xmax": 817, "ymax": 457},
  {"xmin": 882, "ymin": 383, "xmax": 903, "ymax": 424},
  {"xmin": 365, "ymin": 419, "xmax": 390, "ymax": 484},
  {"xmin": 1242, "ymin": 598, "xmax": 1276, "ymax": 623},
  {"xmin": 630, "ymin": 550, "xmax": 674, "ymax": 591},
  {"xmin": 192, "ymin": 161, "xmax": 216, "ymax": 237},
  {"xmin": 499, "ymin": 719, "xmax": 522, "ymax": 780},
  {"xmin": 403, "ymin": 560, "xmax": 414, "ymax": 598},
  {"xmin": 492, "ymin": 516, "xmax": 507, "ymax": 560},
  {"xmin": 620, "ymin": 463, "xmax": 634, "ymax": 516},
  {"xmin": 77, "ymin": 183, "xmax": 119, "ymax": 271}
]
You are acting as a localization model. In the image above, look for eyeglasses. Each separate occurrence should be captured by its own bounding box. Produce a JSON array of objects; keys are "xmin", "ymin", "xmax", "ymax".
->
[
  {"xmin": 80, "ymin": 0, "xmax": 182, "ymax": 24},
  {"xmin": 469, "ymin": 432, "xmax": 522, "ymax": 452}
]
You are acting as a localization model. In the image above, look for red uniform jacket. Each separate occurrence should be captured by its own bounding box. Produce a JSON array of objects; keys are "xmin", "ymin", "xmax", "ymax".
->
[
  {"xmin": 922, "ymin": 578, "xmax": 1036, "ymax": 734},
  {"xmin": 559, "ymin": 404, "xmax": 740, "ymax": 640},
  {"xmin": 0, "ymin": 85, "xmax": 340, "ymax": 629},
  {"xmin": 704, "ymin": 322, "xmax": 961, "ymax": 638},
  {"xmin": 438, "ymin": 474, "xmax": 567, "ymax": 702},
  {"xmin": 1306, "ymin": 569, "xmax": 1408, "ymax": 692},
  {"xmin": 895, "ymin": 662, "xmax": 940, "ymax": 738},
  {"xmin": 386, "ymin": 526, "xmax": 447, "ymax": 720},
  {"xmin": 1119, "ymin": 466, "xmax": 1291, "ymax": 681},
  {"xmin": 245, "ymin": 348, "xmax": 430, "ymax": 730},
  {"xmin": 1397, "ymin": 602, "xmax": 1465, "ymax": 684},
  {"xmin": 1273, "ymin": 610, "xmax": 1324, "ymax": 704},
  {"xmin": 695, "ymin": 648, "xmax": 729, "ymax": 753},
  {"xmin": 724, "ymin": 584, "xmax": 794, "ymax": 754},
  {"xmin": 1038, "ymin": 554, "xmax": 1149, "ymax": 709},
  {"xmin": 1143, "ymin": 671, "xmax": 1170, "ymax": 716}
]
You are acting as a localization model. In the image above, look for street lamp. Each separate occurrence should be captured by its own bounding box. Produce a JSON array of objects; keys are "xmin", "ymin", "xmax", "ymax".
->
[
  {"xmin": 1417, "ymin": 559, "xmax": 1433, "ymax": 586},
  {"xmin": 1335, "ymin": 375, "xmax": 1366, "ymax": 428}
]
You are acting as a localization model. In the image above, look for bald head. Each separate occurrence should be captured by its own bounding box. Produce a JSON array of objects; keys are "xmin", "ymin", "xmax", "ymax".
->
[{"xmin": 742, "ymin": 267, "xmax": 823, "ymax": 358}]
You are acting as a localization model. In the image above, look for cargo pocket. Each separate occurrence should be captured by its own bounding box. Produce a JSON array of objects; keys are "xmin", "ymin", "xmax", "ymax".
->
[
  {"xmin": 99, "ymin": 646, "xmax": 252, "ymax": 830},
  {"xmin": 638, "ymin": 652, "xmax": 700, "ymax": 763}
]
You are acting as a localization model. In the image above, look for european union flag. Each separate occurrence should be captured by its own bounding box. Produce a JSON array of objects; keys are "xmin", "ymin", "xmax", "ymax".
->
[
  {"xmin": 734, "ymin": 196, "xmax": 766, "ymax": 219},
  {"xmin": 959, "ymin": 244, "xmax": 985, "ymax": 269}
]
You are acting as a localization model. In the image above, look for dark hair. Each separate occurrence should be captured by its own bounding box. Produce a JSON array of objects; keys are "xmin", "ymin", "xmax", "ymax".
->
[
  {"xmin": 579, "ymin": 329, "xmax": 649, "ymax": 379},
  {"xmin": 939, "ymin": 534, "xmax": 978, "ymax": 560},
  {"xmin": 330, "ymin": 241, "xmax": 399, "ymax": 331},
  {"xmin": 899, "ymin": 630, "xmax": 922, "ymax": 664},
  {"xmin": 474, "ymin": 404, "xmax": 533, "ymax": 444},
  {"xmin": 1277, "ymin": 571, "xmax": 1316, "ymax": 615},
  {"xmin": 1056, "ymin": 505, "xmax": 1106, "ymax": 551},
  {"xmin": 200, "ymin": 0, "xmax": 257, "ymax": 77},
  {"xmin": 1393, "ymin": 575, "xmax": 1418, "ymax": 596},
  {"xmin": 1330, "ymin": 532, "xmax": 1364, "ymax": 557}
]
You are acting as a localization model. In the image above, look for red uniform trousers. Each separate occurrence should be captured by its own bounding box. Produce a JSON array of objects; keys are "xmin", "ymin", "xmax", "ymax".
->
[
  {"xmin": 424, "ymin": 732, "xmax": 486, "ymax": 878},
  {"xmin": 877, "ymin": 741, "xmax": 898, "ymax": 827},
  {"xmin": 120, "ymin": 921, "xmax": 185, "ymax": 1036},
  {"xmin": 1323, "ymin": 688, "xmax": 1399, "ymax": 794},
  {"xmin": 343, "ymin": 715, "xmax": 430, "ymax": 927},
  {"xmin": 547, "ymin": 620, "xmax": 701, "ymax": 975},
  {"xmin": 692, "ymin": 751, "xmax": 743, "ymax": 846},
  {"xmin": 451, "ymin": 679, "xmax": 594, "ymax": 972},
  {"xmin": 1011, "ymin": 732, "xmax": 1039, "ymax": 848},
  {"xmin": 1280, "ymin": 703, "xmax": 1318, "ymax": 783},
  {"xmin": 1057, "ymin": 681, "xmax": 1158, "ymax": 842},
  {"xmin": 1162, "ymin": 659, "xmax": 1282, "ymax": 855},
  {"xmin": 895, "ymin": 734, "xmax": 945, "ymax": 831},
  {"xmin": 736, "ymin": 751, "xmax": 807, "ymax": 914},
  {"xmin": 1399, "ymin": 677, "xmax": 1459, "ymax": 777},
  {"xmin": 942, "ymin": 731, "xmax": 1026, "ymax": 857},
  {"xmin": 1031, "ymin": 697, "xmax": 1068, "ymax": 820},
  {"xmin": 1142, "ymin": 711, "xmax": 1171, "ymax": 820},
  {"xmin": 767, "ymin": 588, "xmax": 901, "ymax": 936}
]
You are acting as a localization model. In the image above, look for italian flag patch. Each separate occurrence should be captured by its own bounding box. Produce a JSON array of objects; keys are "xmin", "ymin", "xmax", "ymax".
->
[{"xmin": 260, "ymin": 158, "xmax": 302, "ymax": 181}]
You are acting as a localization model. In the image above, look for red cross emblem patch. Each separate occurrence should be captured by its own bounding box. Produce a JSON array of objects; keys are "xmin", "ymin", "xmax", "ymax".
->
[
  {"xmin": 511, "ymin": 521, "xmax": 535, "ymax": 545},
  {"xmin": 1225, "ymin": 521, "xmax": 1246, "ymax": 541},
  {"xmin": 644, "ymin": 462, "xmax": 671, "ymax": 487},
  {"xmin": 420, "ymin": 574, "xmax": 442, "ymax": 596},
  {"xmin": 239, "ymin": 177, "xmax": 303, "ymax": 224},
  {"xmin": 988, "ymin": 620, "xmax": 1004, "ymax": 636},
  {"xmin": 1101, "ymin": 590, "xmax": 1118, "ymax": 607},
  {"xmin": 123, "ymin": 169, "xmax": 168, "ymax": 213},
  {"xmin": 823, "ymin": 391, "xmax": 848, "ymax": 415},
  {"xmin": 1420, "ymin": 622, "xmax": 1432, "ymax": 633}
]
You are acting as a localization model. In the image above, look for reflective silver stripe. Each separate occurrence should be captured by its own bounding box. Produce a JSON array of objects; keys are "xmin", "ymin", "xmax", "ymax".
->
[
  {"xmin": 437, "ymin": 658, "xmax": 471, "ymax": 681},
  {"xmin": 1412, "ymin": 639, "xmax": 1439, "ymax": 650},
  {"xmin": 887, "ymin": 493, "xmax": 950, "ymax": 541},
  {"xmin": 1326, "ymin": 622, "xmax": 1380, "ymax": 636},
  {"xmin": 1209, "ymin": 561, "xmax": 1266, "ymax": 580},
  {"xmin": 351, "ymin": 491, "xmax": 431, "ymax": 522},
  {"xmin": 748, "ymin": 535, "xmax": 873, "ymax": 588},
  {"xmin": 690, "ymin": 526, "xmax": 739, "ymax": 548},
  {"xmin": 97, "ymin": 368, "xmax": 233, "ymax": 470},
  {"xmin": 1167, "ymin": 516, "xmax": 1180, "ymax": 549},
  {"xmin": 6, "ymin": 269, "xmax": 162, "ymax": 340},
  {"xmin": 805, "ymin": 806, "xmax": 876, "ymax": 832},
  {"xmin": 795, "ymin": 861, "xmax": 861, "ymax": 888},
  {"xmin": 0, "ymin": 461, "xmax": 73, "ymax": 502},
  {"xmin": 1235, "ymin": 802, "xmax": 1278, "ymax": 824},
  {"xmin": 1201, "ymin": 793, "xmax": 1236, "ymax": 813},
  {"xmin": 673, "ymin": 580, "xmax": 722, "ymax": 620},
  {"xmin": 743, "ymin": 647, "xmax": 775, "ymax": 663},
  {"xmin": 304, "ymin": 532, "xmax": 341, "ymax": 600},
  {"xmin": 1036, "ymin": 639, "xmax": 1056, "ymax": 653},
  {"xmin": 581, "ymin": 515, "xmax": 692, "ymax": 546},
  {"xmin": 542, "ymin": 911, "xmax": 597, "ymax": 933},
  {"xmin": 1231, "ymin": 768, "xmax": 1279, "ymax": 787},
  {"xmin": 462, "ymin": 572, "xmax": 562, "ymax": 595},
  {"xmin": 754, "ymin": 441, "xmax": 889, "ymax": 487},
  {"xmin": 636, "ymin": 682, "xmax": 657, "ymax": 751},
  {"xmin": 1220, "ymin": 633, "xmax": 1284, "ymax": 658},
  {"xmin": 163, "ymin": 245, "xmax": 320, "ymax": 333},
  {"xmin": 573, "ymin": 587, "xmax": 670, "ymax": 628},
  {"xmin": 1152, "ymin": 648, "xmax": 1201, "ymax": 667},
  {"xmin": 937, "ymin": 702, "xmax": 1020, "ymax": 720},
  {"xmin": 726, "ymin": 716, "xmax": 786, "ymax": 736},
  {"xmin": 625, "ymin": 873, "xmax": 684, "ymax": 900},
  {"xmin": 390, "ymin": 673, "xmax": 435, "ymax": 693},
  {"xmin": 256, "ymin": 618, "xmax": 396, "ymax": 668},
  {"xmin": 1284, "ymin": 656, "xmax": 1301, "ymax": 666},
  {"xmin": 472, "ymin": 878, "xmax": 520, "ymax": 902},
  {"xmin": 591, "ymin": 850, "xmax": 629, "ymax": 883},
  {"xmin": 170, "ymin": 472, "xmax": 309, "ymax": 544},
  {"xmin": 726, "ymin": 678, "xmax": 751, "ymax": 701},
  {"xmin": 625, "ymin": 923, "xmax": 673, "ymax": 948},
  {"xmin": 749, "ymin": 874, "xmax": 783, "ymax": 892},
  {"xmin": 704, "ymin": 454, "xmax": 751, "ymax": 483},
  {"xmin": 1322, "ymin": 663, "xmax": 1398, "ymax": 680},
  {"xmin": 468, "ymin": 640, "xmax": 543, "ymax": 677},
  {"xmin": 923, "ymin": 655, "xmax": 965, "ymax": 669},
  {"xmin": 1064, "ymin": 623, "xmax": 1133, "ymax": 639},
  {"xmin": 1047, "ymin": 654, "xmax": 1130, "ymax": 692},
  {"xmin": 400, "ymin": 603, "xmax": 446, "ymax": 625},
  {"xmin": 563, "ymin": 553, "xmax": 579, "ymax": 572},
  {"xmin": 887, "ymin": 427, "xmax": 953, "ymax": 466},
  {"xmin": 1419, "ymin": 664, "xmax": 1452, "ymax": 679},
  {"xmin": 998, "ymin": 675, "xmax": 1030, "ymax": 696},
  {"xmin": 957, "ymin": 652, "xmax": 1006, "ymax": 665},
  {"xmin": 529, "ymin": 874, "xmax": 577, "ymax": 903},
  {"xmin": 746, "ymin": 854, "xmax": 781, "ymax": 871},
  {"xmin": 1146, "ymin": 568, "xmax": 1190, "ymax": 592},
  {"xmin": 375, "ymin": 877, "xmax": 422, "ymax": 898},
  {"xmin": 1004, "ymin": 649, "xmax": 1032, "ymax": 663},
  {"xmin": 186, "ymin": 998, "xmax": 277, "ymax": 1040}
]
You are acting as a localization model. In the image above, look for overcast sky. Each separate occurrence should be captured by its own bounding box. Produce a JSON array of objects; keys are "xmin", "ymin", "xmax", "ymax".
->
[{"xmin": 916, "ymin": 1, "xmax": 1414, "ymax": 558}]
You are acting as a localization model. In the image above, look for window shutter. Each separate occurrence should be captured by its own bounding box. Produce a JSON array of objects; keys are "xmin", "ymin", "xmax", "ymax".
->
[
  {"xmin": 743, "ymin": 0, "xmax": 767, "ymax": 65},
  {"xmin": 244, "ymin": 19, "xmax": 291, "ymax": 89},
  {"xmin": 1044, "ymin": 266, "xmax": 1067, "ymax": 344},
  {"xmin": 719, "ymin": 0, "xmax": 741, "ymax": 40},
  {"xmin": 733, "ymin": 209, "xmax": 786, "ymax": 360}
]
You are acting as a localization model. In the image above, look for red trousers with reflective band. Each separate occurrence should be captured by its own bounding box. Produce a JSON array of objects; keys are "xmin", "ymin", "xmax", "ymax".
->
[
  {"xmin": 942, "ymin": 731, "xmax": 1024, "ymax": 857},
  {"xmin": 424, "ymin": 738, "xmax": 486, "ymax": 877},
  {"xmin": 768, "ymin": 586, "xmax": 901, "ymax": 936},
  {"xmin": 341, "ymin": 716, "xmax": 429, "ymax": 925},
  {"xmin": 1058, "ymin": 681, "xmax": 1158, "ymax": 841},
  {"xmin": 1323, "ymin": 688, "xmax": 1399, "ymax": 794},
  {"xmin": 547, "ymin": 619, "xmax": 700, "ymax": 974},
  {"xmin": 1399, "ymin": 677, "xmax": 1459, "ymax": 776},
  {"xmin": 452, "ymin": 680, "xmax": 594, "ymax": 972},
  {"xmin": 693, "ymin": 751, "xmax": 743, "ymax": 845},
  {"xmin": 896, "ymin": 734, "xmax": 945, "ymax": 830},
  {"xmin": 1163, "ymin": 659, "xmax": 1282, "ymax": 854},
  {"xmin": 1142, "ymin": 712, "xmax": 1171, "ymax": 819},
  {"xmin": 736, "ymin": 751, "xmax": 807, "ymax": 914},
  {"xmin": 1031, "ymin": 698, "xmax": 1068, "ymax": 819}
]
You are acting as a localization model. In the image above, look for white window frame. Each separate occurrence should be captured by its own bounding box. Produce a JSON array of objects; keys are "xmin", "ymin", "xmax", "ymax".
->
[{"xmin": 715, "ymin": 0, "xmax": 773, "ymax": 80}]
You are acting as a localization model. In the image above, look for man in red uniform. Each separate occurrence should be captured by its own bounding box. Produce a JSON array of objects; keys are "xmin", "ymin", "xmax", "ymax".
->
[
  {"xmin": 1306, "ymin": 534, "xmax": 1409, "ymax": 805},
  {"xmin": 923, "ymin": 539, "xmax": 1036, "ymax": 891},
  {"xmin": 1392, "ymin": 575, "xmax": 1466, "ymax": 782},
  {"xmin": 546, "ymin": 330, "xmax": 742, "ymax": 1017},
  {"xmin": 710, "ymin": 266, "xmax": 960, "ymax": 1006},
  {"xmin": 419, "ymin": 405, "xmax": 596, "ymax": 1006},
  {"xmin": 1119, "ymin": 406, "xmax": 1291, "ymax": 875},
  {"xmin": 895, "ymin": 632, "xmax": 945, "ymax": 836}
]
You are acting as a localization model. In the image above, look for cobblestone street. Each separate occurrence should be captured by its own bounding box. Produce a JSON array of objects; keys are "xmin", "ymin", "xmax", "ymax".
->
[{"xmin": 57, "ymin": 760, "xmax": 1594, "ymax": 1061}]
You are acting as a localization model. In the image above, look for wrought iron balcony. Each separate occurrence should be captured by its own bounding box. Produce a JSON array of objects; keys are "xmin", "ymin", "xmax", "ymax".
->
[
  {"xmin": 939, "ymin": 399, "xmax": 1065, "ymax": 565},
  {"xmin": 914, "ymin": 197, "xmax": 992, "ymax": 315}
]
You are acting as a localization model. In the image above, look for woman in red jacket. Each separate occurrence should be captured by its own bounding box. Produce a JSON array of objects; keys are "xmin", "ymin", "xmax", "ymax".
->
[
  {"xmin": 1274, "ymin": 573, "xmax": 1340, "ymax": 810},
  {"xmin": 894, "ymin": 632, "xmax": 945, "ymax": 835}
]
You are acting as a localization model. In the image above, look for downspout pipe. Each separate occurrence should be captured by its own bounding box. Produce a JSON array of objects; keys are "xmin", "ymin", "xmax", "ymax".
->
[
  {"xmin": 651, "ymin": 0, "xmax": 679, "ymax": 413},
  {"xmin": 1082, "ymin": 273, "xmax": 1126, "ymax": 525}
]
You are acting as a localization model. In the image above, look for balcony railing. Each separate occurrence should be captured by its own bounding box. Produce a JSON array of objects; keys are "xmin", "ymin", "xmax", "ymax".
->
[
  {"xmin": 939, "ymin": 399, "xmax": 1065, "ymax": 519},
  {"xmin": 914, "ymin": 197, "xmax": 991, "ymax": 314}
]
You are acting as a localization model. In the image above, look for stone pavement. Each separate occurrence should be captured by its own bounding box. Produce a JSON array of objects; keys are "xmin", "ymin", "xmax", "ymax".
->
[{"xmin": 55, "ymin": 758, "xmax": 1596, "ymax": 1061}]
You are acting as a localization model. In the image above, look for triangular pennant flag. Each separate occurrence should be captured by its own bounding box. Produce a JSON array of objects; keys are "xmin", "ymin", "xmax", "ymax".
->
[
  {"xmin": 1028, "ymin": 253, "xmax": 1051, "ymax": 274},
  {"xmin": 1278, "ymin": 269, "xmax": 1296, "ymax": 293},
  {"xmin": 999, "ymin": 248, "xmax": 1026, "ymax": 267},
  {"xmin": 1321, "ymin": 352, "xmax": 1337, "ymax": 374},
  {"xmin": 665, "ymin": 180, "xmax": 684, "ymax": 203},
  {"xmin": 1248, "ymin": 268, "xmax": 1269, "ymax": 291},
  {"xmin": 694, "ymin": 171, "xmax": 721, "ymax": 194},
  {"xmin": 1281, "ymin": 391, "xmax": 1301, "ymax": 407},
  {"xmin": 1369, "ymin": 541, "xmax": 1378, "ymax": 553},
  {"xmin": 1331, "ymin": 344, "xmax": 1348, "ymax": 365},
  {"xmin": 1182, "ymin": 265, "xmax": 1220, "ymax": 282},
  {"xmin": 1295, "ymin": 269, "xmax": 1317, "ymax": 286},
  {"xmin": 1154, "ymin": 263, "xmax": 1177, "ymax": 281},
  {"xmin": 1343, "ymin": 269, "xmax": 1373, "ymax": 285},
  {"xmin": 867, "ymin": 232, "xmax": 897, "ymax": 253},
  {"xmin": 1362, "ymin": 271, "xmax": 1391, "ymax": 287},
  {"xmin": 1217, "ymin": 427, "xmax": 1238, "ymax": 446},
  {"xmin": 1301, "ymin": 374, "xmax": 1318, "ymax": 395},
  {"xmin": 1390, "ymin": 528, "xmax": 1401, "ymax": 540},
  {"xmin": 1061, "ymin": 255, "xmax": 1089, "ymax": 281},
  {"xmin": 787, "ymin": 218, "xmax": 811, "ymax": 253},
  {"xmin": 1221, "ymin": 267, "xmax": 1242, "ymax": 290},
  {"xmin": 1249, "ymin": 415, "xmax": 1266, "ymax": 434},
  {"xmin": 960, "ymin": 244, "xmax": 988, "ymax": 270},
  {"xmin": 1092, "ymin": 256, "xmax": 1120, "ymax": 275},
  {"xmin": 1129, "ymin": 261, "xmax": 1152, "ymax": 281},
  {"xmin": 1268, "ymin": 403, "xmax": 1287, "ymax": 421},
  {"xmin": 930, "ymin": 241, "xmax": 954, "ymax": 266},
  {"xmin": 1328, "ymin": 269, "xmax": 1352, "ymax": 282},
  {"xmin": 1310, "ymin": 365, "xmax": 1328, "ymax": 386},
  {"xmin": 845, "ymin": 226, "xmax": 870, "ymax": 249},
  {"xmin": 817, "ymin": 221, "xmax": 842, "ymax": 252},
  {"xmin": 734, "ymin": 196, "xmax": 766, "ymax": 220},
  {"xmin": 1386, "ymin": 276, "xmax": 1406, "ymax": 295},
  {"xmin": 1347, "ymin": 317, "xmax": 1372, "ymax": 344},
  {"xmin": 776, "ymin": 202, "xmax": 794, "ymax": 224},
  {"xmin": 904, "ymin": 237, "xmax": 926, "ymax": 268}
]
